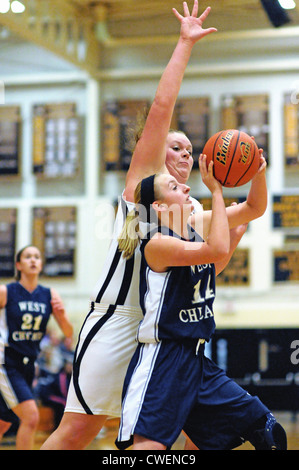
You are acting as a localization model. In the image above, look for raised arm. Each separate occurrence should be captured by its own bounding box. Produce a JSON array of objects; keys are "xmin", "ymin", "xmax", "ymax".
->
[{"xmin": 124, "ymin": 1, "xmax": 217, "ymax": 201}]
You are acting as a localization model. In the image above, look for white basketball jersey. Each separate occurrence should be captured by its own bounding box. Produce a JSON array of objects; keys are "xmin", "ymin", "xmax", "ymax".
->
[{"xmin": 90, "ymin": 193, "xmax": 202, "ymax": 309}]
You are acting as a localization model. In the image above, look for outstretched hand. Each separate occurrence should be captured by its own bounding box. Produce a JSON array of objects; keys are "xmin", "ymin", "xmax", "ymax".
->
[
  {"xmin": 199, "ymin": 153, "xmax": 223, "ymax": 195},
  {"xmin": 173, "ymin": 1, "xmax": 217, "ymax": 44}
]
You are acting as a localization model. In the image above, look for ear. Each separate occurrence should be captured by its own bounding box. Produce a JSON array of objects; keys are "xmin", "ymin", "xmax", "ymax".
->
[{"xmin": 152, "ymin": 201, "xmax": 168, "ymax": 212}]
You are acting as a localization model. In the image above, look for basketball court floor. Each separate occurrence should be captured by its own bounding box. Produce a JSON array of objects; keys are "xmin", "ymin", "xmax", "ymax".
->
[{"xmin": 0, "ymin": 411, "xmax": 298, "ymax": 450}]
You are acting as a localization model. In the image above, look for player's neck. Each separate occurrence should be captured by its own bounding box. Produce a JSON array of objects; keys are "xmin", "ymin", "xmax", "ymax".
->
[
  {"xmin": 161, "ymin": 212, "xmax": 190, "ymax": 240},
  {"xmin": 19, "ymin": 275, "xmax": 39, "ymax": 293}
]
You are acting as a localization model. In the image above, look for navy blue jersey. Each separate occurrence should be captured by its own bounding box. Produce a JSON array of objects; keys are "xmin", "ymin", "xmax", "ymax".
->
[
  {"xmin": 0, "ymin": 282, "xmax": 52, "ymax": 360},
  {"xmin": 138, "ymin": 226, "xmax": 216, "ymax": 343}
]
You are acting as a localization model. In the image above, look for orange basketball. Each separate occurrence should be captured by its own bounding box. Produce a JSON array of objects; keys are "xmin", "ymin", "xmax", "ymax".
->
[{"xmin": 202, "ymin": 129, "xmax": 260, "ymax": 187}]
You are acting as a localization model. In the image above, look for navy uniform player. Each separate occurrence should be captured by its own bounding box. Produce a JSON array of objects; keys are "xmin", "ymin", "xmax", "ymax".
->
[
  {"xmin": 116, "ymin": 169, "xmax": 287, "ymax": 451},
  {"xmin": 0, "ymin": 246, "xmax": 73, "ymax": 450},
  {"xmin": 41, "ymin": 1, "xmax": 218, "ymax": 450}
]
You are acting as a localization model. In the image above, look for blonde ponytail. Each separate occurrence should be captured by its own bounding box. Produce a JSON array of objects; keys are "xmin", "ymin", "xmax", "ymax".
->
[
  {"xmin": 118, "ymin": 174, "xmax": 161, "ymax": 259},
  {"xmin": 118, "ymin": 208, "xmax": 141, "ymax": 259},
  {"xmin": 118, "ymin": 181, "xmax": 142, "ymax": 259}
]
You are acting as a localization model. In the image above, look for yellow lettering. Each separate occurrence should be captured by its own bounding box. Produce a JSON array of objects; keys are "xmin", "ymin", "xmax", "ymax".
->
[
  {"xmin": 216, "ymin": 131, "xmax": 234, "ymax": 166},
  {"xmin": 239, "ymin": 141, "xmax": 252, "ymax": 165}
]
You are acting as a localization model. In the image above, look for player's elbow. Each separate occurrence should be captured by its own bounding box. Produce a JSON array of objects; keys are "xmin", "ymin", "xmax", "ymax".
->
[
  {"xmin": 250, "ymin": 202, "xmax": 267, "ymax": 221},
  {"xmin": 247, "ymin": 193, "xmax": 268, "ymax": 220},
  {"xmin": 152, "ymin": 95, "xmax": 174, "ymax": 117},
  {"xmin": 210, "ymin": 241, "xmax": 230, "ymax": 262},
  {"xmin": 215, "ymin": 245, "xmax": 230, "ymax": 262},
  {"xmin": 258, "ymin": 200, "xmax": 268, "ymax": 217}
]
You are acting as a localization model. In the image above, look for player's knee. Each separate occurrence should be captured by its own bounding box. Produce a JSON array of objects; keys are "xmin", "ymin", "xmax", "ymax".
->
[
  {"xmin": 22, "ymin": 408, "xmax": 39, "ymax": 431},
  {"xmin": 47, "ymin": 415, "xmax": 100, "ymax": 449}
]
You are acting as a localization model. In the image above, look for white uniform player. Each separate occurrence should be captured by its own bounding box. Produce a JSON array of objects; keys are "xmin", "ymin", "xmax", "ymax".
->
[
  {"xmin": 65, "ymin": 194, "xmax": 142, "ymax": 417},
  {"xmin": 65, "ymin": 194, "xmax": 201, "ymax": 417}
]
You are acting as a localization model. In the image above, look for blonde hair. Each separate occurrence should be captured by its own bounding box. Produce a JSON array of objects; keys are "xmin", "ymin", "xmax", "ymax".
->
[
  {"xmin": 118, "ymin": 174, "xmax": 164, "ymax": 259},
  {"xmin": 129, "ymin": 108, "xmax": 187, "ymax": 152},
  {"xmin": 118, "ymin": 182, "xmax": 142, "ymax": 259}
]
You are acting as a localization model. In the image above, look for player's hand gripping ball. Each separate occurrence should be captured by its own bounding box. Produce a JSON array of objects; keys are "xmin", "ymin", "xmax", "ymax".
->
[{"xmin": 202, "ymin": 129, "xmax": 260, "ymax": 187}]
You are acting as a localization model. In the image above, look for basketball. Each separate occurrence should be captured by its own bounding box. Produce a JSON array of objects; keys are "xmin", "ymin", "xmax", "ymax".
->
[{"xmin": 202, "ymin": 129, "xmax": 260, "ymax": 187}]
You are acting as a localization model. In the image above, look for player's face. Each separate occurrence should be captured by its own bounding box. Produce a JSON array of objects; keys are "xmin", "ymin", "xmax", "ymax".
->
[
  {"xmin": 155, "ymin": 174, "xmax": 193, "ymax": 213},
  {"xmin": 165, "ymin": 132, "xmax": 193, "ymax": 184},
  {"xmin": 16, "ymin": 246, "xmax": 43, "ymax": 277}
]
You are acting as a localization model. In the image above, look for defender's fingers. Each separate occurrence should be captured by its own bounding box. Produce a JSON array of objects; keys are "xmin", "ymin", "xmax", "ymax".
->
[
  {"xmin": 183, "ymin": 1, "xmax": 191, "ymax": 17},
  {"xmin": 191, "ymin": 0, "xmax": 198, "ymax": 17},
  {"xmin": 198, "ymin": 6, "xmax": 212, "ymax": 23},
  {"xmin": 172, "ymin": 7, "xmax": 183, "ymax": 21}
]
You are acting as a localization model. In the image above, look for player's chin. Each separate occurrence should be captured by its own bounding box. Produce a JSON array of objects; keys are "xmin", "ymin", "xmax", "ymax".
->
[
  {"xmin": 177, "ymin": 167, "xmax": 192, "ymax": 182},
  {"xmin": 183, "ymin": 201, "xmax": 193, "ymax": 213}
]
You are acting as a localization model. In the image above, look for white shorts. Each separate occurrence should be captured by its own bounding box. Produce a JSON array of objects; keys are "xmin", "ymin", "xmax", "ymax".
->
[{"xmin": 65, "ymin": 303, "xmax": 143, "ymax": 418}]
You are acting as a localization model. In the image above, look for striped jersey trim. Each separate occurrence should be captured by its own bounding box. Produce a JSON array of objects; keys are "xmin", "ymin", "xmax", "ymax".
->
[
  {"xmin": 72, "ymin": 196, "xmax": 137, "ymax": 414},
  {"xmin": 137, "ymin": 267, "xmax": 171, "ymax": 344},
  {"xmin": 117, "ymin": 342, "xmax": 161, "ymax": 445}
]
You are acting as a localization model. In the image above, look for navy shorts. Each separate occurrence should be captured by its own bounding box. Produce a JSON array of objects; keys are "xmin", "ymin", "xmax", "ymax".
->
[
  {"xmin": 116, "ymin": 340, "xmax": 269, "ymax": 450},
  {"xmin": 0, "ymin": 348, "xmax": 36, "ymax": 423}
]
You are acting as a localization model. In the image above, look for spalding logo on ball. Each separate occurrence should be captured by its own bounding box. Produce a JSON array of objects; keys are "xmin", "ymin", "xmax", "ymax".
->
[{"xmin": 202, "ymin": 129, "xmax": 260, "ymax": 187}]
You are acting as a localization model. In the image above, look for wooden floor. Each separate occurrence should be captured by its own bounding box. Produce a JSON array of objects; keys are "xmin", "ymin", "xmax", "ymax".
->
[{"xmin": 0, "ymin": 411, "xmax": 298, "ymax": 450}]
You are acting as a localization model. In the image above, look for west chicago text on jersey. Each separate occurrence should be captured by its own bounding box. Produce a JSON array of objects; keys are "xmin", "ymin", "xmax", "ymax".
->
[
  {"xmin": 179, "ymin": 264, "xmax": 215, "ymax": 323},
  {"xmin": 12, "ymin": 331, "xmax": 44, "ymax": 342},
  {"xmin": 11, "ymin": 300, "xmax": 47, "ymax": 342},
  {"xmin": 179, "ymin": 304, "xmax": 214, "ymax": 323},
  {"xmin": 18, "ymin": 301, "xmax": 47, "ymax": 314}
]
